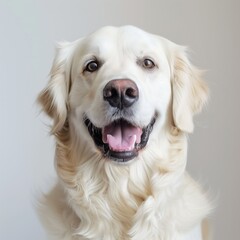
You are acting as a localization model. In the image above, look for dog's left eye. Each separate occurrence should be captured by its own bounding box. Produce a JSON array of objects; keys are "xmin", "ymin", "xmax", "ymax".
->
[
  {"xmin": 138, "ymin": 58, "xmax": 156, "ymax": 70},
  {"xmin": 84, "ymin": 60, "xmax": 99, "ymax": 73},
  {"xmin": 142, "ymin": 58, "xmax": 156, "ymax": 69}
]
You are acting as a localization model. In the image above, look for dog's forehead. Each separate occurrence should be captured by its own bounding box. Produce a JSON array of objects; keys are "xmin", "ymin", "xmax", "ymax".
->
[{"xmin": 80, "ymin": 26, "xmax": 165, "ymax": 55}]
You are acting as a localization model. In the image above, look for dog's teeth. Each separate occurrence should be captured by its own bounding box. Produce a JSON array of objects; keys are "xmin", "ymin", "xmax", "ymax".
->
[{"xmin": 128, "ymin": 135, "xmax": 137, "ymax": 150}]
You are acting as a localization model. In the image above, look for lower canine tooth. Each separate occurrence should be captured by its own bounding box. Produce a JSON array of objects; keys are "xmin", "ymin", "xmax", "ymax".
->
[{"xmin": 128, "ymin": 135, "xmax": 137, "ymax": 150}]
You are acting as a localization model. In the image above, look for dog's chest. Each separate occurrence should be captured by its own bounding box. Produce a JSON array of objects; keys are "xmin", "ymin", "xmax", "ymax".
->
[{"xmin": 70, "ymin": 174, "xmax": 152, "ymax": 239}]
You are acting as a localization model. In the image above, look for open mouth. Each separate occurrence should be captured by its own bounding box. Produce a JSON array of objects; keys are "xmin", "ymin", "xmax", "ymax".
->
[{"xmin": 84, "ymin": 115, "xmax": 156, "ymax": 163}]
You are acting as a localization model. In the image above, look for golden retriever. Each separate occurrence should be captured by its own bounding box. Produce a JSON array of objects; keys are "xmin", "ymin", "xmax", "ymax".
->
[{"xmin": 38, "ymin": 26, "xmax": 211, "ymax": 240}]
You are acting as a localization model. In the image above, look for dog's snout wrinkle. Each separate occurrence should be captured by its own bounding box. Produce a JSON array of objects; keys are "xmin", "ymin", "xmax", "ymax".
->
[{"xmin": 103, "ymin": 79, "xmax": 139, "ymax": 109}]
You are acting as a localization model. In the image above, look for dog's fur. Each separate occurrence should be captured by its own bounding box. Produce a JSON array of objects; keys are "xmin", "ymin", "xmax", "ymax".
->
[{"xmin": 38, "ymin": 26, "xmax": 211, "ymax": 240}]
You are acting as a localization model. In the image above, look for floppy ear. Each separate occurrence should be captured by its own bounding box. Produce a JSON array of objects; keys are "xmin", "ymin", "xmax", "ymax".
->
[
  {"xmin": 38, "ymin": 42, "xmax": 75, "ymax": 134},
  {"xmin": 171, "ymin": 47, "xmax": 209, "ymax": 133}
]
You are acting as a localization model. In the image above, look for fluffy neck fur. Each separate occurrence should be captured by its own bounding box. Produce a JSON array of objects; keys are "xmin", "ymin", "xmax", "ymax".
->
[{"xmin": 52, "ymin": 119, "xmax": 209, "ymax": 240}]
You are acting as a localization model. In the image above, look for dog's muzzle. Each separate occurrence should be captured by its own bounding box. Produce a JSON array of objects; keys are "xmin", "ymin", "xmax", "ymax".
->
[{"xmin": 84, "ymin": 79, "xmax": 156, "ymax": 163}]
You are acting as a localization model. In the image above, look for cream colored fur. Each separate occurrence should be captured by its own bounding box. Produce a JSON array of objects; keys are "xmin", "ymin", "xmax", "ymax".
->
[{"xmin": 38, "ymin": 26, "xmax": 211, "ymax": 240}]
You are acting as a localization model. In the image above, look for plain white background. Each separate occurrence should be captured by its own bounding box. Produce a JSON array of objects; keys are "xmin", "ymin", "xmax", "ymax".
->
[{"xmin": 0, "ymin": 0, "xmax": 239, "ymax": 239}]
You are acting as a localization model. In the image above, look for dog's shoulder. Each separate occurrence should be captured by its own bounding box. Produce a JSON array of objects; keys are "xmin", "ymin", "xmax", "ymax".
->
[{"xmin": 172, "ymin": 173, "xmax": 212, "ymax": 235}]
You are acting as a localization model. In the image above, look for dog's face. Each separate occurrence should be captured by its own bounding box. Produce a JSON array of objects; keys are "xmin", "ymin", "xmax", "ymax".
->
[
  {"xmin": 39, "ymin": 26, "xmax": 208, "ymax": 164},
  {"xmin": 70, "ymin": 26, "xmax": 172, "ymax": 163}
]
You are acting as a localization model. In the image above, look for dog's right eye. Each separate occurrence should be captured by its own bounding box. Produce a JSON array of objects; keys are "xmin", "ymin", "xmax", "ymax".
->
[{"xmin": 84, "ymin": 60, "xmax": 99, "ymax": 73}]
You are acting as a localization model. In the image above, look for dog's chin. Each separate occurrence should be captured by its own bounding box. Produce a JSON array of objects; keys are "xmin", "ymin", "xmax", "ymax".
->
[{"xmin": 84, "ymin": 114, "xmax": 157, "ymax": 163}]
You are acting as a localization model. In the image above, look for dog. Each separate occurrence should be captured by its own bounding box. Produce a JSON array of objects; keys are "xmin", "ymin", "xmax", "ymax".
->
[{"xmin": 38, "ymin": 26, "xmax": 211, "ymax": 240}]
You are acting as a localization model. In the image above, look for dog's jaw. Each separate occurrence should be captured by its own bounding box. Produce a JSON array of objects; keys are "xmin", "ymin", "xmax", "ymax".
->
[{"xmin": 84, "ymin": 114, "xmax": 157, "ymax": 163}]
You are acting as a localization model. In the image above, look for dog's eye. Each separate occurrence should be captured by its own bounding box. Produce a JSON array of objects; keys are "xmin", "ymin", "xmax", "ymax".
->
[
  {"xmin": 84, "ymin": 60, "xmax": 99, "ymax": 73},
  {"xmin": 142, "ymin": 58, "xmax": 155, "ymax": 69}
]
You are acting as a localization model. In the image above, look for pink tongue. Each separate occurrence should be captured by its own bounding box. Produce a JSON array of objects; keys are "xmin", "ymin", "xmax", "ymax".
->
[{"xmin": 102, "ymin": 120, "xmax": 142, "ymax": 152}]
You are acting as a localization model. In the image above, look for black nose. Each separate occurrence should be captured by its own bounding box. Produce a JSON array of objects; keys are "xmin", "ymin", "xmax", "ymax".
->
[{"xmin": 103, "ymin": 79, "xmax": 139, "ymax": 109}]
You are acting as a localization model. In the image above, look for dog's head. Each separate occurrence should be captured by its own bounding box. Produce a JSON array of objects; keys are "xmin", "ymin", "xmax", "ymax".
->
[{"xmin": 38, "ymin": 26, "xmax": 208, "ymax": 164}]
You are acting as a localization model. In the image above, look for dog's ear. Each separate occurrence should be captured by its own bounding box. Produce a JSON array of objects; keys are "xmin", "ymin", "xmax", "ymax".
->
[
  {"xmin": 38, "ymin": 42, "xmax": 75, "ymax": 133},
  {"xmin": 171, "ymin": 47, "xmax": 208, "ymax": 133}
]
